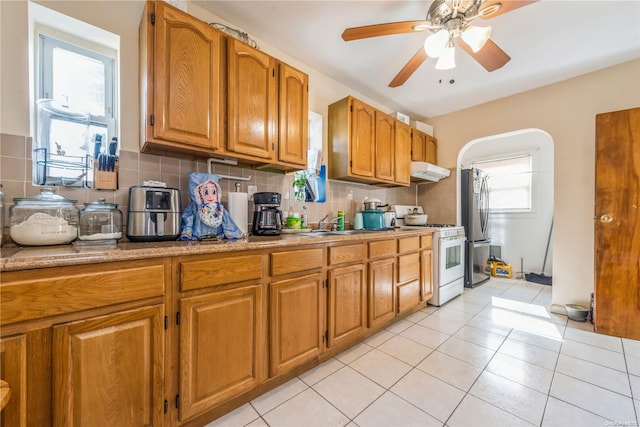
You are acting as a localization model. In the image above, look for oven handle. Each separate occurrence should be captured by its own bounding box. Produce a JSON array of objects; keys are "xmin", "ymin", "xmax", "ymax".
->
[{"xmin": 441, "ymin": 236, "xmax": 467, "ymax": 244}]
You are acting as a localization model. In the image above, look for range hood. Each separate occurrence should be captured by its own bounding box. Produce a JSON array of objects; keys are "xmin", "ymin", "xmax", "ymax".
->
[{"xmin": 410, "ymin": 162, "xmax": 451, "ymax": 182}]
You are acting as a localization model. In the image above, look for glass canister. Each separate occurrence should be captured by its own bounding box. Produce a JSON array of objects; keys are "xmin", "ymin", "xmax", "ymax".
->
[
  {"xmin": 9, "ymin": 187, "xmax": 78, "ymax": 246},
  {"xmin": 78, "ymin": 198, "xmax": 122, "ymax": 241}
]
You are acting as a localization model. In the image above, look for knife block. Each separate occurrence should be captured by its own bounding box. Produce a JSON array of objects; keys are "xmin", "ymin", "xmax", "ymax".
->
[{"xmin": 93, "ymin": 160, "xmax": 119, "ymax": 190}]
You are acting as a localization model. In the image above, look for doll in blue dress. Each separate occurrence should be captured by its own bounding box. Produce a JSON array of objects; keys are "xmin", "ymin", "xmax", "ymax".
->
[{"xmin": 179, "ymin": 172, "xmax": 243, "ymax": 240}]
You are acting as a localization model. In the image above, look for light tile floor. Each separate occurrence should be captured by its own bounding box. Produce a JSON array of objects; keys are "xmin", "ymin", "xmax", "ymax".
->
[{"xmin": 207, "ymin": 278, "xmax": 640, "ymax": 427}]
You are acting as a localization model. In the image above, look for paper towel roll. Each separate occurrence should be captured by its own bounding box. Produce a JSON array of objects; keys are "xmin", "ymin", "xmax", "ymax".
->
[{"xmin": 227, "ymin": 192, "xmax": 249, "ymax": 233}]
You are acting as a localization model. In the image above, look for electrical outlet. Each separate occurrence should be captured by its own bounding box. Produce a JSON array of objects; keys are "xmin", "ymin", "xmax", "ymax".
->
[{"xmin": 248, "ymin": 185, "xmax": 257, "ymax": 200}]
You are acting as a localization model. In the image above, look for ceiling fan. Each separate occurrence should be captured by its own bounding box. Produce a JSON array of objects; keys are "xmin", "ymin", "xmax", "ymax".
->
[{"xmin": 342, "ymin": 0, "xmax": 537, "ymax": 87}]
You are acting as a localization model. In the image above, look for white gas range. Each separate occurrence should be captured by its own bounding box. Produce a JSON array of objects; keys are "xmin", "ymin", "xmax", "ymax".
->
[{"xmin": 392, "ymin": 206, "xmax": 466, "ymax": 306}]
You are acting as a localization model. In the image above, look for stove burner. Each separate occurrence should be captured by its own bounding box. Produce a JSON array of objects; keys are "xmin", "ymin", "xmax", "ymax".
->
[{"xmin": 426, "ymin": 223, "xmax": 456, "ymax": 227}]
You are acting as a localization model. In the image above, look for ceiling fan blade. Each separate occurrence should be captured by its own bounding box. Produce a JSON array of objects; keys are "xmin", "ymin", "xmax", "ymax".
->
[
  {"xmin": 479, "ymin": 0, "xmax": 538, "ymax": 19},
  {"xmin": 459, "ymin": 39, "xmax": 510, "ymax": 72},
  {"xmin": 388, "ymin": 48, "xmax": 429, "ymax": 88},
  {"xmin": 342, "ymin": 20, "xmax": 429, "ymax": 41}
]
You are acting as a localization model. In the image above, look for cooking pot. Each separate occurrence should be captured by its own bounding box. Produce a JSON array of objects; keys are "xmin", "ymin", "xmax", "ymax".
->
[
  {"xmin": 362, "ymin": 209, "xmax": 385, "ymax": 230},
  {"xmin": 404, "ymin": 212, "xmax": 428, "ymax": 226},
  {"xmin": 363, "ymin": 197, "xmax": 388, "ymax": 211}
]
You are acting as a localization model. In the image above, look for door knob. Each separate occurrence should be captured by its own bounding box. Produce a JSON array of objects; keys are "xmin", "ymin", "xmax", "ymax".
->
[{"xmin": 600, "ymin": 214, "xmax": 613, "ymax": 223}]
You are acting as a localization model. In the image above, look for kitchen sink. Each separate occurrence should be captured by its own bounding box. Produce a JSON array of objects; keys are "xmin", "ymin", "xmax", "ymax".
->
[{"xmin": 298, "ymin": 229, "xmax": 395, "ymax": 237}]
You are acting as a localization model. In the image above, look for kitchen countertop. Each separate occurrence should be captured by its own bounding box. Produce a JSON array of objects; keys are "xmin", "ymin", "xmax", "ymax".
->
[{"xmin": 0, "ymin": 228, "xmax": 431, "ymax": 272}]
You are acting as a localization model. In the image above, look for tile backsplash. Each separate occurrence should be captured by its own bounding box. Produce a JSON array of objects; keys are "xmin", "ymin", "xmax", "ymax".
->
[{"xmin": 1, "ymin": 133, "xmax": 419, "ymax": 235}]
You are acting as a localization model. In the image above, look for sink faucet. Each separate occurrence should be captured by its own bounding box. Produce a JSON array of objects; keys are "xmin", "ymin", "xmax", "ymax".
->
[{"xmin": 317, "ymin": 215, "xmax": 340, "ymax": 231}]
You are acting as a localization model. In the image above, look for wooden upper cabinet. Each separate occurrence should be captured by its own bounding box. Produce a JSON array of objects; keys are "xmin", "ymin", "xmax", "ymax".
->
[
  {"xmin": 350, "ymin": 98, "xmax": 376, "ymax": 178},
  {"xmin": 277, "ymin": 62, "xmax": 308, "ymax": 168},
  {"xmin": 226, "ymin": 38, "xmax": 276, "ymax": 162},
  {"xmin": 411, "ymin": 129, "xmax": 426, "ymax": 162},
  {"xmin": 142, "ymin": 1, "xmax": 223, "ymax": 154},
  {"xmin": 53, "ymin": 305, "xmax": 165, "ymax": 427},
  {"xmin": 328, "ymin": 96, "xmax": 410, "ymax": 186},
  {"xmin": 374, "ymin": 112, "xmax": 395, "ymax": 183},
  {"xmin": 395, "ymin": 120, "xmax": 412, "ymax": 185},
  {"xmin": 411, "ymin": 128, "xmax": 438, "ymax": 165},
  {"xmin": 425, "ymin": 134, "xmax": 437, "ymax": 164}
]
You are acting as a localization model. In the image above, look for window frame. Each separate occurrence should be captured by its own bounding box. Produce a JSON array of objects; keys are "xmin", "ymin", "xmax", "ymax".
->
[{"xmin": 473, "ymin": 154, "xmax": 534, "ymax": 214}]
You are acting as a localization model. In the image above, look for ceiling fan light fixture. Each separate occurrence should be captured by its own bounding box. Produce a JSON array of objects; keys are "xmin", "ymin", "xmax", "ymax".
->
[
  {"xmin": 424, "ymin": 29, "xmax": 449, "ymax": 58},
  {"xmin": 461, "ymin": 25, "xmax": 492, "ymax": 52},
  {"xmin": 435, "ymin": 46, "xmax": 456, "ymax": 70}
]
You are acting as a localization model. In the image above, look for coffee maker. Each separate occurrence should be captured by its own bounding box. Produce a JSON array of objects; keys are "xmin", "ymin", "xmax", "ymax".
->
[{"xmin": 252, "ymin": 192, "xmax": 284, "ymax": 236}]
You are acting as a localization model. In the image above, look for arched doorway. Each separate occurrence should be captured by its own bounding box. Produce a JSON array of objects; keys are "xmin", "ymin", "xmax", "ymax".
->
[{"xmin": 457, "ymin": 129, "xmax": 554, "ymax": 281}]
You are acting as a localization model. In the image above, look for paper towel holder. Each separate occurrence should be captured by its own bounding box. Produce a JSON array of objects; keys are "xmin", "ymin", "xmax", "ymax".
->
[{"xmin": 207, "ymin": 159, "xmax": 252, "ymax": 181}]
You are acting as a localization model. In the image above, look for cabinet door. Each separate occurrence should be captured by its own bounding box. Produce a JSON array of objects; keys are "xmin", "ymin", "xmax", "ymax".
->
[
  {"xmin": 395, "ymin": 120, "xmax": 412, "ymax": 185},
  {"xmin": 368, "ymin": 258, "xmax": 396, "ymax": 327},
  {"xmin": 327, "ymin": 264, "xmax": 367, "ymax": 348},
  {"xmin": 270, "ymin": 273, "xmax": 323, "ymax": 376},
  {"xmin": 53, "ymin": 305, "xmax": 164, "ymax": 427},
  {"xmin": 151, "ymin": 2, "xmax": 222, "ymax": 150},
  {"xmin": 179, "ymin": 285, "xmax": 264, "ymax": 421},
  {"xmin": 411, "ymin": 129, "xmax": 426, "ymax": 162},
  {"xmin": 398, "ymin": 252, "xmax": 420, "ymax": 285},
  {"xmin": 425, "ymin": 134, "xmax": 438, "ymax": 164},
  {"xmin": 374, "ymin": 112, "xmax": 395, "ymax": 182},
  {"xmin": 278, "ymin": 62, "xmax": 308, "ymax": 167},
  {"xmin": 349, "ymin": 99, "xmax": 375, "ymax": 178},
  {"xmin": 0, "ymin": 335, "xmax": 26, "ymax": 427},
  {"xmin": 421, "ymin": 249, "xmax": 434, "ymax": 302},
  {"xmin": 227, "ymin": 38, "xmax": 276, "ymax": 161}
]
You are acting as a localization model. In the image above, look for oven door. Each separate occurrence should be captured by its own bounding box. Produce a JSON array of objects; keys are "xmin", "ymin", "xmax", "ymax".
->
[{"xmin": 440, "ymin": 235, "xmax": 465, "ymax": 285}]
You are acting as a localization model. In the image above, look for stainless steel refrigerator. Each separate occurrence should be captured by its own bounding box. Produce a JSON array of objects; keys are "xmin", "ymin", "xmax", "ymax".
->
[{"xmin": 461, "ymin": 168, "xmax": 491, "ymax": 287}]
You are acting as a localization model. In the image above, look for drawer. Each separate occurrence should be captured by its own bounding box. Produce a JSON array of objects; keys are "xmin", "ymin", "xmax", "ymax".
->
[
  {"xmin": 328, "ymin": 243, "xmax": 366, "ymax": 266},
  {"xmin": 397, "ymin": 280, "xmax": 420, "ymax": 314},
  {"xmin": 398, "ymin": 252, "xmax": 420, "ymax": 284},
  {"xmin": 1, "ymin": 259, "xmax": 166, "ymax": 326},
  {"xmin": 398, "ymin": 237, "xmax": 420, "ymax": 253},
  {"xmin": 271, "ymin": 248, "xmax": 324, "ymax": 276},
  {"xmin": 421, "ymin": 234, "xmax": 433, "ymax": 250},
  {"xmin": 181, "ymin": 254, "xmax": 264, "ymax": 291},
  {"xmin": 368, "ymin": 239, "xmax": 397, "ymax": 258}
]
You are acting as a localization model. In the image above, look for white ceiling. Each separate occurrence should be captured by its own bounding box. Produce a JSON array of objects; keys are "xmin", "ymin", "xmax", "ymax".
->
[{"xmin": 194, "ymin": 1, "xmax": 640, "ymax": 119}]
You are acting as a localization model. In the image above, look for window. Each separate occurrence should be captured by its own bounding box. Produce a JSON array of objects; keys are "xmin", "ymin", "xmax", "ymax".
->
[
  {"xmin": 475, "ymin": 155, "xmax": 532, "ymax": 212},
  {"xmin": 35, "ymin": 34, "xmax": 116, "ymax": 186}
]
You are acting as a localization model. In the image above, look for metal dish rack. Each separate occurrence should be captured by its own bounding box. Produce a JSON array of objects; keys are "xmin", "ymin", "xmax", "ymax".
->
[{"xmin": 34, "ymin": 147, "xmax": 93, "ymax": 187}]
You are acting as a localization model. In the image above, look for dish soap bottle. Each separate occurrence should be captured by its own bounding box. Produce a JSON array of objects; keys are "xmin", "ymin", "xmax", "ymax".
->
[{"xmin": 337, "ymin": 210, "xmax": 345, "ymax": 231}]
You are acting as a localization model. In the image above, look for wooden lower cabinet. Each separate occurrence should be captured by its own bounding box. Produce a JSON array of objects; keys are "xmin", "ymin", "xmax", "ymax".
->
[
  {"xmin": 327, "ymin": 264, "xmax": 367, "ymax": 348},
  {"xmin": 270, "ymin": 273, "xmax": 324, "ymax": 376},
  {"xmin": 397, "ymin": 252, "xmax": 421, "ymax": 315},
  {"xmin": 421, "ymin": 249, "xmax": 434, "ymax": 302},
  {"xmin": 368, "ymin": 258, "xmax": 396, "ymax": 327},
  {"xmin": 178, "ymin": 285, "xmax": 264, "ymax": 422},
  {"xmin": 52, "ymin": 305, "xmax": 165, "ymax": 427},
  {"xmin": 0, "ymin": 334, "xmax": 27, "ymax": 427}
]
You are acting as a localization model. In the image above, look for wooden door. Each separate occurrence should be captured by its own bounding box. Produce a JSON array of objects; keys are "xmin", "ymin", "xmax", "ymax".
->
[
  {"xmin": 227, "ymin": 38, "xmax": 276, "ymax": 161},
  {"xmin": 278, "ymin": 62, "xmax": 308, "ymax": 167},
  {"xmin": 53, "ymin": 305, "xmax": 164, "ymax": 427},
  {"xmin": 421, "ymin": 249, "xmax": 434, "ymax": 302},
  {"xmin": 0, "ymin": 335, "xmax": 27, "ymax": 427},
  {"xmin": 152, "ymin": 2, "xmax": 222, "ymax": 150},
  {"xmin": 594, "ymin": 107, "xmax": 640, "ymax": 340},
  {"xmin": 411, "ymin": 129, "xmax": 426, "ymax": 162},
  {"xmin": 375, "ymin": 112, "xmax": 395, "ymax": 182},
  {"xmin": 368, "ymin": 258, "xmax": 396, "ymax": 327},
  {"xmin": 425, "ymin": 135, "xmax": 438, "ymax": 164},
  {"xmin": 395, "ymin": 121, "xmax": 412, "ymax": 185},
  {"xmin": 179, "ymin": 285, "xmax": 264, "ymax": 421},
  {"xmin": 349, "ymin": 99, "xmax": 375, "ymax": 178},
  {"xmin": 270, "ymin": 273, "xmax": 323, "ymax": 376},
  {"xmin": 327, "ymin": 264, "xmax": 367, "ymax": 348}
]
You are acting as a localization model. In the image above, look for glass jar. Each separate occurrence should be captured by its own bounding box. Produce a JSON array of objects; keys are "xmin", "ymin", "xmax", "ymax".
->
[
  {"xmin": 9, "ymin": 187, "xmax": 78, "ymax": 246},
  {"xmin": 78, "ymin": 198, "xmax": 122, "ymax": 241}
]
